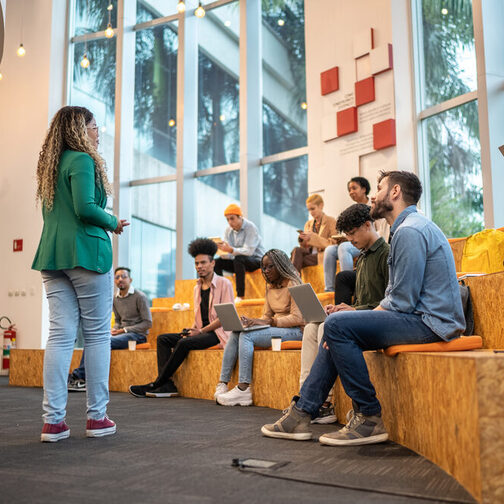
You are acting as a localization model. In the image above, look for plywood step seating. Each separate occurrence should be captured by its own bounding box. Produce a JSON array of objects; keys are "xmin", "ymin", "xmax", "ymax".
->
[{"xmin": 9, "ymin": 346, "xmax": 504, "ymax": 503}]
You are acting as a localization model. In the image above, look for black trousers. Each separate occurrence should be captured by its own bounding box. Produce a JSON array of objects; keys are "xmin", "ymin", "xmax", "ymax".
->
[
  {"xmin": 214, "ymin": 255, "xmax": 261, "ymax": 297},
  {"xmin": 334, "ymin": 270, "xmax": 356, "ymax": 305},
  {"xmin": 154, "ymin": 332, "xmax": 219, "ymax": 387}
]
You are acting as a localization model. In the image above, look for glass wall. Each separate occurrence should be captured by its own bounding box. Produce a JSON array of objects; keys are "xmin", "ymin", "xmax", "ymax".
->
[
  {"xmin": 262, "ymin": 0, "xmax": 307, "ymax": 156},
  {"xmin": 70, "ymin": 38, "xmax": 116, "ymax": 177},
  {"xmin": 195, "ymin": 172, "xmax": 240, "ymax": 239},
  {"xmin": 67, "ymin": 0, "xmax": 308, "ymax": 291},
  {"xmin": 414, "ymin": 0, "xmax": 483, "ymax": 237},
  {"xmin": 262, "ymin": 155, "xmax": 307, "ymax": 252},
  {"xmin": 130, "ymin": 183, "xmax": 176, "ymax": 300},
  {"xmin": 197, "ymin": 2, "xmax": 240, "ymax": 170},
  {"xmin": 133, "ymin": 20, "xmax": 178, "ymax": 179}
]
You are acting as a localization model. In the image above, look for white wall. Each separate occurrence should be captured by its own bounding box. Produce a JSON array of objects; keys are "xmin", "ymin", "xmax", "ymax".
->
[
  {"xmin": 304, "ymin": 0, "xmax": 404, "ymax": 219},
  {"xmin": 0, "ymin": 0, "xmax": 66, "ymax": 349}
]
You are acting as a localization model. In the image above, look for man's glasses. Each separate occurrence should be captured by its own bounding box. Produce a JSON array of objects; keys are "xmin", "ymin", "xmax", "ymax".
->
[{"xmin": 115, "ymin": 274, "xmax": 129, "ymax": 280}]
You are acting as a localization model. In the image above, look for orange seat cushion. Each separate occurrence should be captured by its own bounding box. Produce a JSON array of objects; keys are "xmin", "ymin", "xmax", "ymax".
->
[
  {"xmin": 254, "ymin": 340, "xmax": 302, "ymax": 351},
  {"xmin": 384, "ymin": 335, "xmax": 482, "ymax": 357},
  {"xmin": 136, "ymin": 342, "xmax": 151, "ymax": 350}
]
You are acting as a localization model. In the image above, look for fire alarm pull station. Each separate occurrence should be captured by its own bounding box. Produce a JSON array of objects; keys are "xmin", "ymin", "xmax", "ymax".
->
[{"xmin": 13, "ymin": 239, "xmax": 23, "ymax": 252}]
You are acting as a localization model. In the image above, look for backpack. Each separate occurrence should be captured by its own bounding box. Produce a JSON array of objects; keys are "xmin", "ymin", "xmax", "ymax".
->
[{"xmin": 460, "ymin": 229, "xmax": 504, "ymax": 274}]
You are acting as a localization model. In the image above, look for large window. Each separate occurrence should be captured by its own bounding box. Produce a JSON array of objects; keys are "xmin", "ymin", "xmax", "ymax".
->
[
  {"xmin": 414, "ymin": 0, "xmax": 483, "ymax": 237},
  {"xmin": 133, "ymin": 20, "xmax": 178, "ymax": 179},
  {"xmin": 130, "ymin": 183, "xmax": 176, "ymax": 300},
  {"xmin": 70, "ymin": 37, "xmax": 116, "ymax": 177},
  {"xmin": 197, "ymin": 2, "xmax": 240, "ymax": 170},
  {"xmin": 262, "ymin": 0, "xmax": 307, "ymax": 156},
  {"xmin": 67, "ymin": 0, "xmax": 308, "ymax": 286},
  {"xmin": 262, "ymin": 155, "xmax": 307, "ymax": 252},
  {"xmin": 195, "ymin": 172, "xmax": 240, "ymax": 239}
]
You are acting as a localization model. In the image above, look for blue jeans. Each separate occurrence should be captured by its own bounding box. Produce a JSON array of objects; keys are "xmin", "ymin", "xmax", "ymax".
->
[
  {"xmin": 71, "ymin": 332, "xmax": 147, "ymax": 380},
  {"xmin": 41, "ymin": 268, "xmax": 113, "ymax": 424},
  {"xmin": 297, "ymin": 310, "xmax": 440, "ymax": 417},
  {"xmin": 220, "ymin": 326, "xmax": 303, "ymax": 384},
  {"xmin": 323, "ymin": 242, "xmax": 360, "ymax": 291}
]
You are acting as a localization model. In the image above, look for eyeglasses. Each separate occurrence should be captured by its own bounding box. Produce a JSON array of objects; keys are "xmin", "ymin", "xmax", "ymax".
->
[
  {"xmin": 114, "ymin": 274, "xmax": 129, "ymax": 280},
  {"xmin": 87, "ymin": 126, "xmax": 99, "ymax": 131}
]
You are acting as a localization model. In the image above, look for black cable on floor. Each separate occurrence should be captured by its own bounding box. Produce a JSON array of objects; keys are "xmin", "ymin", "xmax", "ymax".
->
[{"xmin": 235, "ymin": 466, "xmax": 475, "ymax": 504}]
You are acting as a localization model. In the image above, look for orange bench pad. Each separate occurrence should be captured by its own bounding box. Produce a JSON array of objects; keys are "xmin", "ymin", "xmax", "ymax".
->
[
  {"xmin": 384, "ymin": 336, "xmax": 482, "ymax": 357},
  {"xmin": 206, "ymin": 340, "xmax": 302, "ymax": 351},
  {"xmin": 136, "ymin": 342, "xmax": 152, "ymax": 350}
]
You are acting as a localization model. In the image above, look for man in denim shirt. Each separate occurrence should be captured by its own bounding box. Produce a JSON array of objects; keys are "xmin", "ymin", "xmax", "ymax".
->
[{"xmin": 262, "ymin": 171, "xmax": 465, "ymax": 445}]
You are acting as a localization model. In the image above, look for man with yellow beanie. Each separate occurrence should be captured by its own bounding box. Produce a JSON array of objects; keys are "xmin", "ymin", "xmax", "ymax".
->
[{"xmin": 215, "ymin": 204, "xmax": 266, "ymax": 303}]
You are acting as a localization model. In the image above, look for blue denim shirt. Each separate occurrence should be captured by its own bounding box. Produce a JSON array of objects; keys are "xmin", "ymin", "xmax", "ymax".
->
[
  {"xmin": 380, "ymin": 206, "xmax": 465, "ymax": 340},
  {"xmin": 223, "ymin": 218, "xmax": 266, "ymax": 260}
]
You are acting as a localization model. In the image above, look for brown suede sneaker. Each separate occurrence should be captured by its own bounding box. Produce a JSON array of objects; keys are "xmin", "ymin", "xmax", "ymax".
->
[
  {"xmin": 261, "ymin": 397, "xmax": 312, "ymax": 441},
  {"xmin": 319, "ymin": 411, "xmax": 388, "ymax": 446}
]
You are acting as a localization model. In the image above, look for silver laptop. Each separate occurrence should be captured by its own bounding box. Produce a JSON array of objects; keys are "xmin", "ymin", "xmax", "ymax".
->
[
  {"xmin": 288, "ymin": 284, "xmax": 327, "ymax": 323},
  {"xmin": 214, "ymin": 303, "xmax": 270, "ymax": 332}
]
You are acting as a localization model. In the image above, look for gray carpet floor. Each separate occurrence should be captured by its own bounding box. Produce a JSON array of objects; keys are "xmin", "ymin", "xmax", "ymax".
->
[{"xmin": 0, "ymin": 377, "xmax": 475, "ymax": 504}]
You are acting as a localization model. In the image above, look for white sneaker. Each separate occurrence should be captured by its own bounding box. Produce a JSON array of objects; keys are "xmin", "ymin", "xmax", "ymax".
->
[
  {"xmin": 216, "ymin": 385, "xmax": 252, "ymax": 406},
  {"xmin": 234, "ymin": 297, "xmax": 243, "ymax": 304},
  {"xmin": 214, "ymin": 382, "xmax": 228, "ymax": 399}
]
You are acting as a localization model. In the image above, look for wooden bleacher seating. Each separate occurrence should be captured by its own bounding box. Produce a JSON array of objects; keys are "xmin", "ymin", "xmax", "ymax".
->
[{"xmin": 8, "ymin": 229, "xmax": 504, "ymax": 503}]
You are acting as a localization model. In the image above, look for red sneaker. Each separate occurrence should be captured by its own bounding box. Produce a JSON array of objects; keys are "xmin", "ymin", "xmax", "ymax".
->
[
  {"xmin": 41, "ymin": 421, "xmax": 70, "ymax": 443},
  {"xmin": 86, "ymin": 416, "xmax": 117, "ymax": 438}
]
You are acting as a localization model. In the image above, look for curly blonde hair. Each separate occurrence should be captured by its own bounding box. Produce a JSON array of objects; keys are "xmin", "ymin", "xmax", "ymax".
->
[{"xmin": 36, "ymin": 106, "xmax": 111, "ymax": 210}]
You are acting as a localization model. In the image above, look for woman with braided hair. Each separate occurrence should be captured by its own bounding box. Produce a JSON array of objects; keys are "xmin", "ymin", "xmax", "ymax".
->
[
  {"xmin": 215, "ymin": 249, "xmax": 305, "ymax": 406},
  {"xmin": 32, "ymin": 106, "xmax": 129, "ymax": 442}
]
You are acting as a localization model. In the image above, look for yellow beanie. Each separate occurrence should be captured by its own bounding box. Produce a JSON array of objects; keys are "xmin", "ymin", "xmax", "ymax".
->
[{"xmin": 224, "ymin": 204, "xmax": 242, "ymax": 217}]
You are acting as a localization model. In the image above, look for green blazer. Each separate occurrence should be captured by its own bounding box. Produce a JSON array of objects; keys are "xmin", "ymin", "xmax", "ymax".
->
[{"xmin": 32, "ymin": 150, "xmax": 118, "ymax": 274}]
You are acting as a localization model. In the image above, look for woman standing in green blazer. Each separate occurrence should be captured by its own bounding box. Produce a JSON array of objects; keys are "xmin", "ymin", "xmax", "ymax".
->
[{"xmin": 33, "ymin": 106, "xmax": 128, "ymax": 442}]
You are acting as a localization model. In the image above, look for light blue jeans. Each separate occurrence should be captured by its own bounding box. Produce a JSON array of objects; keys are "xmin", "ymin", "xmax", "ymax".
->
[
  {"xmin": 219, "ymin": 326, "xmax": 303, "ymax": 384},
  {"xmin": 323, "ymin": 241, "xmax": 360, "ymax": 291},
  {"xmin": 42, "ymin": 268, "xmax": 113, "ymax": 424}
]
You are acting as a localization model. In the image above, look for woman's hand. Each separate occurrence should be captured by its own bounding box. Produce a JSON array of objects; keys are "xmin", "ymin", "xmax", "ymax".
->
[
  {"xmin": 113, "ymin": 219, "xmax": 130, "ymax": 235},
  {"xmin": 240, "ymin": 316, "xmax": 265, "ymax": 328}
]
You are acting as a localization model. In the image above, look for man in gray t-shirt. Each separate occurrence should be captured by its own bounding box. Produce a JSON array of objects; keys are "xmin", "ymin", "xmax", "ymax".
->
[{"xmin": 68, "ymin": 267, "xmax": 152, "ymax": 391}]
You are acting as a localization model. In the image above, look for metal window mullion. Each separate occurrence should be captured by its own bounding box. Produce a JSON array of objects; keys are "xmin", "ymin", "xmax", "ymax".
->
[
  {"xmin": 418, "ymin": 91, "xmax": 478, "ymax": 120},
  {"xmin": 260, "ymin": 146, "xmax": 308, "ymax": 166},
  {"xmin": 64, "ymin": 0, "xmax": 75, "ymax": 106},
  {"xmin": 129, "ymin": 175, "xmax": 178, "ymax": 186},
  {"xmin": 194, "ymin": 163, "xmax": 240, "ymax": 177},
  {"xmin": 112, "ymin": 0, "xmax": 136, "ymax": 270},
  {"xmin": 411, "ymin": 0, "xmax": 431, "ymax": 217},
  {"xmin": 239, "ymin": 0, "xmax": 262, "ymax": 224},
  {"xmin": 176, "ymin": 0, "xmax": 199, "ymax": 280}
]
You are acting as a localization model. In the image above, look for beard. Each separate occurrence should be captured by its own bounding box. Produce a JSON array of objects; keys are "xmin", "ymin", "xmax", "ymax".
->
[{"xmin": 371, "ymin": 194, "xmax": 393, "ymax": 219}]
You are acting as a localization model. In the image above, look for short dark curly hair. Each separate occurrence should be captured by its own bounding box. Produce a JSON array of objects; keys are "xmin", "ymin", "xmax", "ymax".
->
[
  {"xmin": 348, "ymin": 176, "xmax": 371, "ymax": 195},
  {"xmin": 187, "ymin": 238, "xmax": 217, "ymax": 259},
  {"xmin": 336, "ymin": 204, "xmax": 373, "ymax": 233}
]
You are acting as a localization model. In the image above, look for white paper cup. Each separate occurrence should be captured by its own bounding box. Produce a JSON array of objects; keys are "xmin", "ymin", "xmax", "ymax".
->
[
  {"xmin": 271, "ymin": 337, "xmax": 281, "ymax": 352},
  {"xmin": 128, "ymin": 340, "xmax": 136, "ymax": 351}
]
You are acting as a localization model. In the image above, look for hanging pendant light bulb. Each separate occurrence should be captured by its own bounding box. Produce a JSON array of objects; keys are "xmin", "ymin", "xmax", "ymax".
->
[
  {"xmin": 17, "ymin": 43, "xmax": 26, "ymax": 57},
  {"xmin": 195, "ymin": 2, "xmax": 205, "ymax": 18},
  {"xmin": 105, "ymin": 23, "xmax": 114, "ymax": 38},
  {"xmin": 177, "ymin": 0, "xmax": 186, "ymax": 13},
  {"xmin": 80, "ymin": 53, "xmax": 90, "ymax": 69},
  {"xmin": 104, "ymin": 3, "xmax": 114, "ymax": 38}
]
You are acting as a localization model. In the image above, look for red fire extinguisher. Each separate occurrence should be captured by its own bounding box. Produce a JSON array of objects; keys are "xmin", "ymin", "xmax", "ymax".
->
[{"xmin": 1, "ymin": 316, "xmax": 16, "ymax": 371}]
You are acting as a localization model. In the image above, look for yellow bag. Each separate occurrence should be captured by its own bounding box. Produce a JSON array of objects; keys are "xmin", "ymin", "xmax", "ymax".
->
[{"xmin": 461, "ymin": 229, "xmax": 504, "ymax": 274}]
